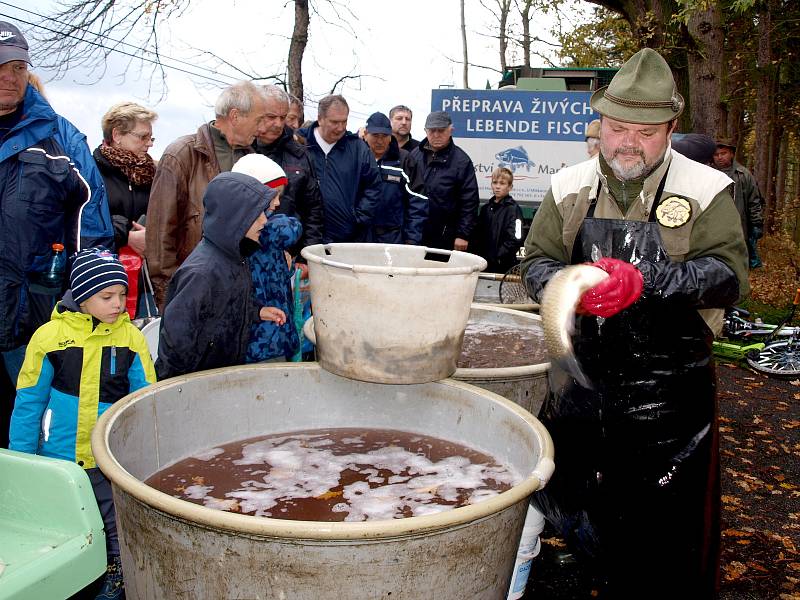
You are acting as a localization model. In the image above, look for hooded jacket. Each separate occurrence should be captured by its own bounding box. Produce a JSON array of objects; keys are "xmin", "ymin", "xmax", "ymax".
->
[
  {"xmin": 155, "ymin": 172, "xmax": 269, "ymax": 380},
  {"xmin": 300, "ymin": 123, "xmax": 382, "ymax": 243},
  {"xmin": 9, "ymin": 290, "xmax": 155, "ymax": 469},
  {"xmin": 471, "ymin": 195, "xmax": 524, "ymax": 274},
  {"xmin": 247, "ymin": 214, "xmax": 303, "ymax": 362},
  {"xmin": 92, "ymin": 146, "xmax": 152, "ymax": 250},
  {"xmin": 254, "ymin": 126, "xmax": 324, "ymax": 251},
  {"xmin": 367, "ymin": 136, "xmax": 428, "ymax": 245},
  {"xmin": 410, "ymin": 138, "xmax": 479, "ymax": 250},
  {"xmin": 0, "ymin": 85, "xmax": 113, "ymax": 351}
]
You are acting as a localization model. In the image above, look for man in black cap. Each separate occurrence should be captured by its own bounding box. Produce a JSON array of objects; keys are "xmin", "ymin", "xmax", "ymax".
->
[
  {"xmin": 0, "ymin": 21, "xmax": 113, "ymax": 448},
  {"xmin": 521, "ymin": 48, "xmax": 748, "ymax": 597},
  {"xmin": 362, "ymin": 112, "xmax": 427, "ymax": 244},
  {"xmin": 410, "ymin": 111, "xmax": 479, "ymax": 251},
  {"xmin": 714, "ymin": 138, "xmax": 764, "ymax": 268}
]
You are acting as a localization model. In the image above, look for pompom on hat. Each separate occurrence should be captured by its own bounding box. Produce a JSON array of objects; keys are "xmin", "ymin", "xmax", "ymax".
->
[
  {"xmin": 70, "ymin": 247, "xmax": 128, "ymax": 305},
  {"xmin": 232, "ymin": 154, "xmax": 288, "ymax": 189},
  {"xmin": 590, "ymin": 48, "xmax": 684, "ymax": 125}
]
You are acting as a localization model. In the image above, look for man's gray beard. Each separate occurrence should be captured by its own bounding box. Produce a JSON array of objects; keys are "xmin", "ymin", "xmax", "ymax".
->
[{"xmin": 604, "ymin": 146, "xmax": 667, "ymax": 181}]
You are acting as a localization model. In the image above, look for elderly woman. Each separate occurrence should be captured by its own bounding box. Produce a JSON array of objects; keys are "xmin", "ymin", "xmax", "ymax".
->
[
  {"xmin": 93, "ymin": 101, "xmax": 158, "ymax": 317},
  {"xmin": 93, "ymin": 102, "xmax": 158, "ymax": 255}
]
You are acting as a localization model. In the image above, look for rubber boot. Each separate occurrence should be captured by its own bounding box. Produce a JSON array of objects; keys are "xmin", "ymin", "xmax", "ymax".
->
[{"xmin": 95, "ymin": 555, "xmax": 125, "ymax": 600}]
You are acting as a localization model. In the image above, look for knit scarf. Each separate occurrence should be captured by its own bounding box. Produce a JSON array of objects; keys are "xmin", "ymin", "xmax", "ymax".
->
[{"xmin": 99, "ymin": 143, "xmax": 156, "ymax": 187}]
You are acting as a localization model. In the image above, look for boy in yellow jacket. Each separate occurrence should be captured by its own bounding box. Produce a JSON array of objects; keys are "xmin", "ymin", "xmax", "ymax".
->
[{"xmin": 10, "ymin": 246, "xmax": 156, "ymax": 599}]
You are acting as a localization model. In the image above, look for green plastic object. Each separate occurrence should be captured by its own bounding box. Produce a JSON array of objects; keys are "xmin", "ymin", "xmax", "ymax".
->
[
  {"xmin": 712, "ymin": 340, "xmax": 765, "ymax": 361},
  {"xmin": 0, "ymin": 449, "xmax": 106, "ymax": 600}
]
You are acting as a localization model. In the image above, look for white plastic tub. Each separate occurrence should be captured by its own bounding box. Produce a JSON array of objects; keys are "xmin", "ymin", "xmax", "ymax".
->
[{"xmin": 300, "ymin": 243, "xmax": 486, "ymax": 383}]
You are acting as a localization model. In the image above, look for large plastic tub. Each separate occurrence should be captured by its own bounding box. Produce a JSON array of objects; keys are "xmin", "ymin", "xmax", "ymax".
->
[
  {"xmin": 0, "ymin": 449, "xmax": 106, "ymax": 600},
  {"xmin": 454, "ymin": 305, "xmax": 549, "ymax": 416},
  {"xmin": 300, "ymin": 243, "xmax": 486, "ymax": 384},
  {"xmin": 304, "ymin": 305, "xmax": 550, "ymax": 416},
  {"xmin": 92, "ymin": 363, "xmax": 554, "ymax": 600}
]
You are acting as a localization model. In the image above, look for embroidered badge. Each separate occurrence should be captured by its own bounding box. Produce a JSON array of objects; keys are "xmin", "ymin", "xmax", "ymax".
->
[{"xmin": 656, "ymin": 196, "xmax": 691, "ymax": 228}]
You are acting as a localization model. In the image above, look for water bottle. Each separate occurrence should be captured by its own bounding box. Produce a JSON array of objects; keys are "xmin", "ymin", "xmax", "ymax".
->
[
  {"xmin": 506, "ymin": 503, "xmax": 546, "ymax": 599},
  {"xmin": 40, "ymin": 243, "xmax": 66, "ymax": 291}
]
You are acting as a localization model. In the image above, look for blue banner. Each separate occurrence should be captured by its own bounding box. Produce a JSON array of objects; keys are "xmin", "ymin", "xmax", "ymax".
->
[{"xmin": 431, "ymin": 89, "xmax": 598, "ymax": 141}]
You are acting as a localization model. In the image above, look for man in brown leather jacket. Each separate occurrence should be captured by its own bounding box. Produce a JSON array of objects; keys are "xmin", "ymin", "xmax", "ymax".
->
[{"xmin": 145, "ymin": 81, "xmax": 269, "ymax": 308}]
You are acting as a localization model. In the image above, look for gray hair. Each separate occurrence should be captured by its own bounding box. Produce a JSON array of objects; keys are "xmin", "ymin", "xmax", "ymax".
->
[
  {"xmin": 261, "ymin": 84, "xmax": 290, "ymax": 105},
  {"xmin": 214, "ymin": 81, "xmax": 264, "ymax": 118},
  {"xmin": 317, "ymin": 94, "xmax": 348, "ymax": 119}
]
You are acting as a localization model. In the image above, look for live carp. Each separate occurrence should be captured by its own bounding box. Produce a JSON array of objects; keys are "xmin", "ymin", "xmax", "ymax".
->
[{"xmin": 540, "ymin": 264, "xmax": 609, "ymax": 388}]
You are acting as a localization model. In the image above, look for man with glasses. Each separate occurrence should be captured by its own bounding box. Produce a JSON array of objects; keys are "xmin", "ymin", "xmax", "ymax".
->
[
  {"xmin": 0, "ymin": 21, "xmax": 113, "ymax": 447},
  {"xmin": 146, "ymin": 81, "xmax": 270, "ymax": 308}
]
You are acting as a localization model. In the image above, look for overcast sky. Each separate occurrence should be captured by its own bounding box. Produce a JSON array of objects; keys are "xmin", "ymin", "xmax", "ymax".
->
[{"xmin": 7, "ymin": 0, "xmax": 570, "ymax": 158}]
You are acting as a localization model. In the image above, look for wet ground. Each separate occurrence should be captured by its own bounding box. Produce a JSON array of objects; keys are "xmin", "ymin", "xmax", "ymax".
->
[{"xmin": 524, "ymin": 362, "xmax": 800, "ymax": 599}]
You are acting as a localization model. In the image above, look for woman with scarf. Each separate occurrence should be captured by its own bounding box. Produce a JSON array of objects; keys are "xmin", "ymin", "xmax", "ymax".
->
[{"xmin": 93, "ymin": 102, "xmax": 158, "ymax": 318}]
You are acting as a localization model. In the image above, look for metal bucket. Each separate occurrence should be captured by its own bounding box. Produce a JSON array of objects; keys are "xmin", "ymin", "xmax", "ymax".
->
[
  {"xmin": 92, "ymin": 363, "xmax": 554, "ymax": 600},
  {"xmin": 300, "ymin": 243, "xmax": 486, "ymax": 384},
  {"xmin": 454, "ymin": 305, "xmax": 549, "ymax": 416}
]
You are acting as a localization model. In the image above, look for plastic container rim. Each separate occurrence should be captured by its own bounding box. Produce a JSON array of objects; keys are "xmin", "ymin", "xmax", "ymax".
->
[
  {"xmin": 91, "ymin": 363, "xmax": 554, "ymax": 541},
  {"xmin": 303, "ymin": 304, "xmax": 551, "ymax": 380},
  {"xmin": 301, "ymin": 243, "xmax": 487, "ymax": 277}
]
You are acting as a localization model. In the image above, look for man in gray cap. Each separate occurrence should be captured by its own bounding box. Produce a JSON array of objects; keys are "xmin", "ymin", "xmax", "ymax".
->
[
  {"xmin": 521, "ymin": 48, "xmax": 748, "ymax": 597},
  {"xmin": 713, "ymin": 138, "xmax": 764, "ymax": 268},
  {"xmin": 0, "ymin": 21, "xmax": 113, "ymax": 449},
  {"xmin": 410, "ymin": 111, "xmax": 478, "ymax": 251}
]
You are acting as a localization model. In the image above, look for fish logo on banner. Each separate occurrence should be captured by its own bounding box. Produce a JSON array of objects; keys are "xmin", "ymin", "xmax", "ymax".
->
[{"xmin": 495, "ymin": 146, "xmax": 535, "ymax": 172}]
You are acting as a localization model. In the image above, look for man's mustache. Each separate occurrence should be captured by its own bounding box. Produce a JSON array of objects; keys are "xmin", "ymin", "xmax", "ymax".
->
[{"xmin": 613, "ymin": 147, "xmax": 645, "ymax": 158}]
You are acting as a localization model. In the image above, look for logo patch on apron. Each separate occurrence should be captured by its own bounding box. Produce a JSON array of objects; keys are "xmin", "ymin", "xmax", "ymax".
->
[{"xmin": 655, "ymin": 196, "xmax": 691, "ymax": 228}]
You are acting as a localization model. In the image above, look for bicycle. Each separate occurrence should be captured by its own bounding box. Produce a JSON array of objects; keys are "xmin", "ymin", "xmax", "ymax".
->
[{"xmin": 713, "ymin": 288, "xmax": 800, "ymax": 378}]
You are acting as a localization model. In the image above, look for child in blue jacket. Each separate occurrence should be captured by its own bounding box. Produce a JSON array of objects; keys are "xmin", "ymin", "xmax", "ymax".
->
[
  {"xmin": 233, "ymin": 154, "xmax": 304, "ymax": 362},
  {"xmin": 10, "ymin": 247, "xmax": 156, "ymax": 599}
]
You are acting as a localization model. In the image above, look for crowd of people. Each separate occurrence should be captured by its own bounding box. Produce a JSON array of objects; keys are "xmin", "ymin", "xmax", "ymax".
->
[{"xmin": 0, "ymin": 17, "xmax": 765, "ymax": 599}]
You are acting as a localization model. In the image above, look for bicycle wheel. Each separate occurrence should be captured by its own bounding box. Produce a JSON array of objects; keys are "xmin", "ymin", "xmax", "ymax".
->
[
  {"xmin": 745, "ymin": 340, "xmax": 800, "ymax": 378},
  {"xmin": 499, "ymin": 264, "xmax": 530, "ymax": 304}
]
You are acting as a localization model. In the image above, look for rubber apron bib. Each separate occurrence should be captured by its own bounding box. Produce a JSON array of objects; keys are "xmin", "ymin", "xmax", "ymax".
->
[{"xmin": 535, "ymin": 173, "xmax": 720, "ymax": 597}]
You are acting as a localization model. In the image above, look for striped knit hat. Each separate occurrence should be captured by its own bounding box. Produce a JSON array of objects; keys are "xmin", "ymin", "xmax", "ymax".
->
[{"xmin": 70, "ymin": 247, "xmax": 128, "ymax": 305}]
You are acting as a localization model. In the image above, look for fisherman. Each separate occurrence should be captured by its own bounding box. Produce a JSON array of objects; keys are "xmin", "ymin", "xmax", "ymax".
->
[{"xmin": 521, "ymin": 48, "xmax": 749, "ymax": 598}]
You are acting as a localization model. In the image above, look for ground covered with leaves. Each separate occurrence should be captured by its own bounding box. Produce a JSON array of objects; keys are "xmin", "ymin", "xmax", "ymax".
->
[{"xmin": 524, "ymin": 362, "xmax": 799, "ymax": 599}]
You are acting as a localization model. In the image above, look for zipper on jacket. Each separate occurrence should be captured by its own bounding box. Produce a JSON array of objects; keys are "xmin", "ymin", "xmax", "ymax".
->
[{"xmin": 111, "ymin": 346, "xmax": 116, "ymax": 375}]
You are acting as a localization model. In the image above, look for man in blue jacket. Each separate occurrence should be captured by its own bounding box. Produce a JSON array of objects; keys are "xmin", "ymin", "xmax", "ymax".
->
[
  {"xmin": 0, "ymin": 21, "xmax": 113, "ymax": 447},
  {"xmin": 362, "ymin": 112, "xmax": 428, "ymax": 244},
  {"xmin": 300, "ymin": 95, "xmax": 381, "ymax": 243},
  {"xmin": 411, "ymin": 111, "xmax": 479, "ymax": 251}
]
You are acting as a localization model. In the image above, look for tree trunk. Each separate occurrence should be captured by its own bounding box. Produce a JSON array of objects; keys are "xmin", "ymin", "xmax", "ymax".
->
[
  {"xmin": 775, "ymin": 132, "xmax": 788, "ymax": 224},
  {"xmin": 521, "ymin": 1, "xmax": 532, "ymax": 70},
  {"xmin": 498, "ymin": 0, "xmax": 510, "ymax": 74},
  {"xmin": 461, "ymin": 0, "xmax": 470, "ymax": 88},
  {"xmin": 753, "ymin": 3, "xmax": 773, "ymax": 220},
  {"xmin": 288, "ymin": 0, "xmax": 309, "ymax": 102},
  {"xmin": 686, "ymin": 4, "xmax": 725, "ymax": 137}
]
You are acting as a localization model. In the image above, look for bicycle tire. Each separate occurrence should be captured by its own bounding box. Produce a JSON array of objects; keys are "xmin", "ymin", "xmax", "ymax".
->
[
  {"xmin": 745, "ymin": 340, "xmax": 800, "ymax": 378},
  {"xmin": 499, "ymin": 264, "xmax": 530, "ymax": 304}
]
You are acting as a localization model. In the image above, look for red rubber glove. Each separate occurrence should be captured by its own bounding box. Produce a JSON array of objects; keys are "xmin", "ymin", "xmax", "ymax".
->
[{"xmin": 579, "ymin": 257, "xmax": 643, "ymax": 318}]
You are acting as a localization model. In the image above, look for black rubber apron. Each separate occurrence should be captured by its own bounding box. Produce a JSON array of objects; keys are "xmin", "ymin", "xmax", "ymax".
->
[{"xmin": 534, "ymin": 174, "xmax": 720, "ymax": 597}]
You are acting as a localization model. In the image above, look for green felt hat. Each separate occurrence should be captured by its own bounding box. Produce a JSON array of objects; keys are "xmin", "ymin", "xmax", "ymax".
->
[{"xmin": 590, "ymin": 48, "xmax": 684, "ymax": 125}]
